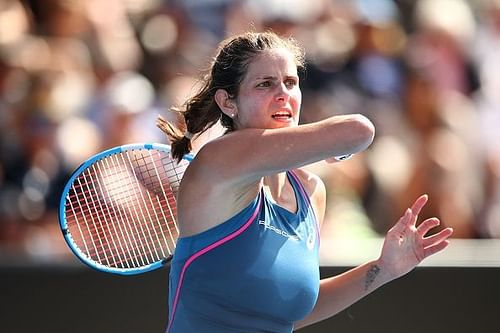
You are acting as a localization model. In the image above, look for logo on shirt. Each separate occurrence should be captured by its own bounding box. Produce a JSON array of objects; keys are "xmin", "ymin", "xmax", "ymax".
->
[
  {"xmin": 259, "ymin": 220, "xmax": 300, "ymax": 241},
  {"xmin": 306, "ymin": 225, "xmax": 316, "ymax": 250}
]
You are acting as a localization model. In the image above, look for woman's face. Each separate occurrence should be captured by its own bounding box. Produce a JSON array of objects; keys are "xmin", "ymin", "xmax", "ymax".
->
[{"xmin": 233, "ymin": 48, "xmax": 302, "ymax": 130}]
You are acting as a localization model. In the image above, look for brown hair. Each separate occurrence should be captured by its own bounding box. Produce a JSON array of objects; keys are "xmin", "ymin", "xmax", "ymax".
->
[{"xmin": 157, "ymin": 31, "xmax": 305, "ymax": 162}]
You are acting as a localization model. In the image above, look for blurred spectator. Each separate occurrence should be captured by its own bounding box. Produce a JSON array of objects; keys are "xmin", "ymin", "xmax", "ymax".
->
[
  {"xmin": 1, "ymin": 0, "xmax": 499, "ymax": 262},
  {"xmin": 472, "ymin": 0, "xmax": 500, "ymax": 237}
]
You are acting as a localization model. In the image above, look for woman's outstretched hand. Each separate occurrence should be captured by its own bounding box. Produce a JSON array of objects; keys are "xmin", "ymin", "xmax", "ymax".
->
[{"xmin": 378, "ymin": 194, "xmax": 454, "ymax": 280}]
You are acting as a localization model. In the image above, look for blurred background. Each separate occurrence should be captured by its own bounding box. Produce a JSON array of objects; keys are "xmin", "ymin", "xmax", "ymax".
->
[
  {"xmin": 2, "ymin": 0, "xmax": 500, "ymax": 262},
  {"xmin": 2, "ymin": 1, "xmax": 500, "ymax": 332}
]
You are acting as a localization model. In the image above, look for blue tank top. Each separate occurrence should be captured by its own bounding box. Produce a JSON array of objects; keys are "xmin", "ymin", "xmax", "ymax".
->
[{"xmin": 166, "ymin": 170, "xmax": 320, "ymax": 333}]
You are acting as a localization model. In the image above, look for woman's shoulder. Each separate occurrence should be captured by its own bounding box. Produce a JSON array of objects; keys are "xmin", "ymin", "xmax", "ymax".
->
[
  {"xmin": 291, "ymin": 168, "xmax": 326, "ymax": 206},
  {"xmin": 291, "ymin": 168, "xmax": 325, "ymax": 195}
]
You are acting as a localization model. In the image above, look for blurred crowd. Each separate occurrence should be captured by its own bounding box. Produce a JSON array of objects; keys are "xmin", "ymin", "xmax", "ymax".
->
[{"xmin": 1, "ymin": 0, "xmax": 500, "ymax": 261}]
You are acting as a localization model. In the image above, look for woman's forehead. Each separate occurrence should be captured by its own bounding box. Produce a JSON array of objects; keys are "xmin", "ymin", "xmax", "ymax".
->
[{"xmin": 245, "ymin": 48, "xmax": 298, "ymax": 78}]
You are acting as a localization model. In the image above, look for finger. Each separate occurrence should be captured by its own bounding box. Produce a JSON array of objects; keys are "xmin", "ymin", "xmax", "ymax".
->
[
  {"xmin": 417, "ymin": 217, "xmax": 441, "ymax": 237},
  {"xmin": 410, "ymin": 194, "xmax": 428, "ymax": 221},
  {"xmin": 423, "ymin": 227, "xmax": 454, "ymax": 248},
  {"xmin": 423, "ymin": 240, "xmax": 451, "ymax": 258},
  {"xmin": 397, "ymin": 208, "xmax": 413, "ymax": 228}
]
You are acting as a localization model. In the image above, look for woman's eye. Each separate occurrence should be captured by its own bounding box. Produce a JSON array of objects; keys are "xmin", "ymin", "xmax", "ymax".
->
[
  {"xmin": 285, "ymin": 79, "xmax": 297, "ymax": 88},
  {"xmin": 257, "ymin": 81, "xmax": 271, "ymax": 88}
]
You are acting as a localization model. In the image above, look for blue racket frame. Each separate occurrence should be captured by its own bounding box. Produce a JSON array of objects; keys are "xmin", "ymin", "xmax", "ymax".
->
[{"xmin": 58, "ymin": 143, "xmax": 193, "ymax": 275}]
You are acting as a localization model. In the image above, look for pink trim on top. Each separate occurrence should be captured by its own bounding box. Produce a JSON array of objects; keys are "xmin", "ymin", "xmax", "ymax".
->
[
  {"xmin": 288, "ymin": 170, "xmax": 321, "ymax": 245},
  {"xmin": 165, "ymin": 193, "xmax": 263, "ymax": 333}
]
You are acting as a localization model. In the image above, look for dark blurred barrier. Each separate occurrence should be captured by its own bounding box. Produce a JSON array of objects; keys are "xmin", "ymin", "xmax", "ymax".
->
[{"xmin": 2, "ymin": 263, "xmax": 499, "ymax": 333}]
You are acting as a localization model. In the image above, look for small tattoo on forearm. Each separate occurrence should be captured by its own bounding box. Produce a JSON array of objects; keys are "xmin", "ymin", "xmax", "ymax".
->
[{"xmin": 365, "ymin": 265, "xmax": 381, "ymax": 291}]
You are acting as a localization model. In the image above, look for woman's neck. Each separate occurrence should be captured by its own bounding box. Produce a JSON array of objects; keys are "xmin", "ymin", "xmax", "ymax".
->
[{"xmin": 262, "ymin": 172, "xmax": 297, "ymax": 212}]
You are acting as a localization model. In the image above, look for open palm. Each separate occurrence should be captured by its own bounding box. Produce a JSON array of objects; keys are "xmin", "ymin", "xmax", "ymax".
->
[{"xmin": 379, "ymin": 195, "xmax": 454, "ymax": 279}]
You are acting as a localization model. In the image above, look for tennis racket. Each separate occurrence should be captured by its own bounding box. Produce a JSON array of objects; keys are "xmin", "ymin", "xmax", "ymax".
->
[{"xmin": 58, "ymin": 143, "xmax": 193, "ymax": 275}]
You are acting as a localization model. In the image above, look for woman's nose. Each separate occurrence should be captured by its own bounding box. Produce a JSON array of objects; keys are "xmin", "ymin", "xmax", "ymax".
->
[{"xmin": 275, "ymin": 83, "xmax": 290, "ymax": 101}]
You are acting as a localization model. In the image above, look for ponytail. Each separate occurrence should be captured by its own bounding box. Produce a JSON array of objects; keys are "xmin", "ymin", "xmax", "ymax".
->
[
  {"xmin": 157, "ymin": 31, "xmax": 305, "ymax": 162},
  {"xmin": 157, "ymin": 76, "xmax": 233, "ymax": 162},
  {"xmin": 156, "ymin": 114, "xmax": 192, "ymax": 163}
]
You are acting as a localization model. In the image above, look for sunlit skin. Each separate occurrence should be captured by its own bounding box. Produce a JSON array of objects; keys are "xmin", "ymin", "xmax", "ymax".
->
[
  {"xmin": 174, "ymin": 41, "xmax": 453, "ymax": 331},
  {"xmin": 227, "ymin": 49, "xmax": 345, "ymax": 165},
  {"xmin": 224, "ymin": 48, "xmax": 302, "ymax": 130}
]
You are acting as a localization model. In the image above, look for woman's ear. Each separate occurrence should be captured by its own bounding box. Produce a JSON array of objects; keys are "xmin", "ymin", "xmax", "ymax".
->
[{"xmin": 214, "ymin": 89, "xmax": 237, "ymax": 118}]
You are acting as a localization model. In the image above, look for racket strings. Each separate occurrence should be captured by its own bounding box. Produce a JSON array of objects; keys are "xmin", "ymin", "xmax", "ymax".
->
[
  {"xmin": 69, "ymin": 163, "xmax": 147, "ymax": 268},
  {"xmin": 67, "ymin": 168, "xmax": 178, "ymax": 265},
  {"xmin": 83, "ymin": 164, "xmax": 167, "ymax": 267},
  {"xmin": 103, "ymin": 151, "xmax": 176, "ymax": 266},
  {"xmin": 85, "ymin": 164, "xmax": 125, "ymax": 267},
  {"xmin": 120, "ymin": 151, "xmax": 172, "ymax": 261},
  {"xmin": 68, "ymin": 172, "xmax": 178, "ymax": 219},
  {"xmin": 100, "ymin": 156, "xmax": 153, "ymax": 268},
  {"xmin": 65, "ymin": 148, "xmax": 186, "ymax": 269}
]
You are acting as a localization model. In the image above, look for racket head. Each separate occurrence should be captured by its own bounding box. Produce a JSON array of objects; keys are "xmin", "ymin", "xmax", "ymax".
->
[{"xmin": 59, "ymin": 143, "xmax": 192, "ymax": 275}]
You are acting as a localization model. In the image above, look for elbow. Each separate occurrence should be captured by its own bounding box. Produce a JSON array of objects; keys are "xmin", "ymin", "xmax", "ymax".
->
[{"xmin": 351, "ymin": 114, "xmax": 375, "ymax": 152}]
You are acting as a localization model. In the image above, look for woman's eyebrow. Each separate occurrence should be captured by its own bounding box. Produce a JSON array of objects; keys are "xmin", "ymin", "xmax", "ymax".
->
[
  {"xmin": 255, "ymin": 76, "xmax": 277, "ymax": 81},
  {"xmin": 254, "ymin": 75, "xmax": 298, "ymax": 81}
]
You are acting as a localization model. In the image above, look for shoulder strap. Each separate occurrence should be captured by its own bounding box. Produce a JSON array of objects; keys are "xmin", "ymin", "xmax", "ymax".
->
[
  {"xmin": 287, "ymin": 170, "xmax": 312, "ymax": 207},
  {"xmin": 287, "ymin": 170, "xmax": 320, "ymax": 240}
]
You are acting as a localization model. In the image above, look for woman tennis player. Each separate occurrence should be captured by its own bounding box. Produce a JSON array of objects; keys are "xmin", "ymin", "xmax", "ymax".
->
[{"xmin": 158, "ymin": 31, "xmax": 453, "ymax": 333}]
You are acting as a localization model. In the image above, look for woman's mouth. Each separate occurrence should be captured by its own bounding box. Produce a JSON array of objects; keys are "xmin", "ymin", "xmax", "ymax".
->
[{"xmin": 271, "ymin": 111, "xmax": 292, "ymax": 121}]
